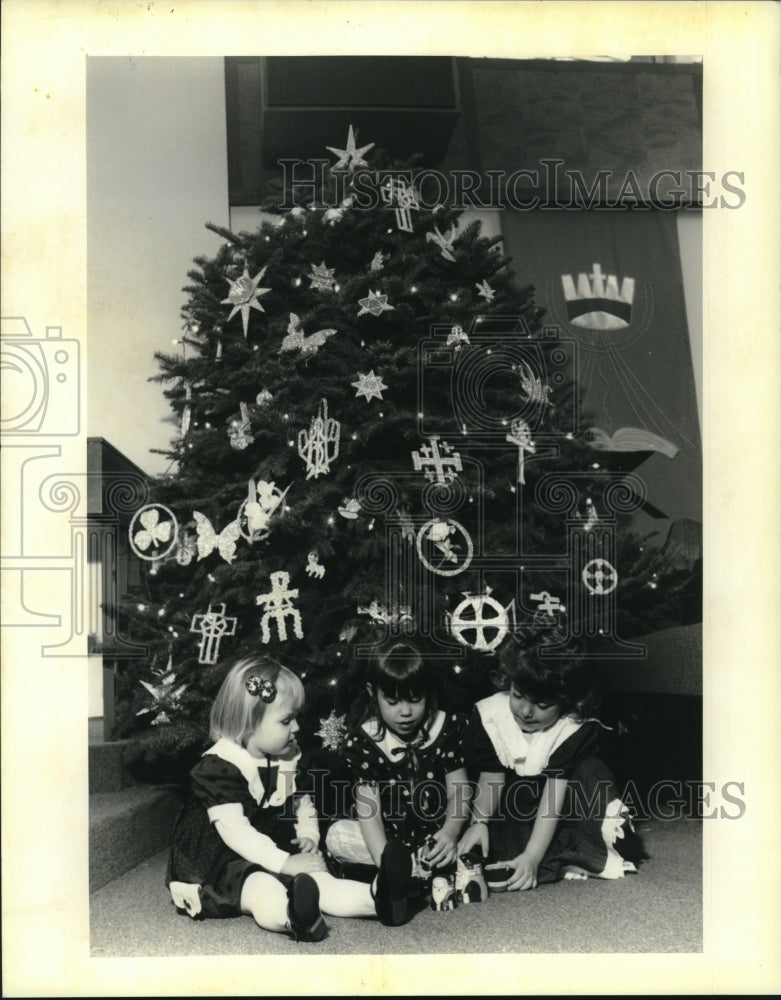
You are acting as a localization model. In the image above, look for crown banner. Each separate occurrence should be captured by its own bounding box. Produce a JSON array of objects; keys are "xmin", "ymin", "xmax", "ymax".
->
[{"xmin": 502, "ymin": 208, "xmax": 701, "ymax": 527}]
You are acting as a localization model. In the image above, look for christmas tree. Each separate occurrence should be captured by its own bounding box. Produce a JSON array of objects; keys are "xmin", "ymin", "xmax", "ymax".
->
[{"xmin": 114, "ymin": 128, "xmax": 697, "ymax": 782}]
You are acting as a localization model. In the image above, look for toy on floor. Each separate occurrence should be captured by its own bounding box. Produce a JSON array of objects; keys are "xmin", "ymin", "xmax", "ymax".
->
[
  {"xmin": 484, "ymin": 862, "xmax": 514, "ymax": 892},
  {"xmin": 455, "ymin": 852, "xmax": 489, "ymax": 904},
  {"xmin": 430, "ymin": 873, "xmax": 458, "ymax": 911}
]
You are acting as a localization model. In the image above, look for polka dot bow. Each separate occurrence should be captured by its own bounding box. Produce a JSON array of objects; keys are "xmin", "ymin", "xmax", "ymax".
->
[{"xmin": 245, "ymin": 675, "xmax": 276, "ymax": 702}]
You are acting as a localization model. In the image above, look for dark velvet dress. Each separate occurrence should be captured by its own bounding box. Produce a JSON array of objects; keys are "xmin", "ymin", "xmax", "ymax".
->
[
  {"xmin": 465, "ymin": 693, "xmax": 640, "ymax": 883},
  {"xmin": 166, "ymin": 739, "xmax": 318, "ymax": 918}
]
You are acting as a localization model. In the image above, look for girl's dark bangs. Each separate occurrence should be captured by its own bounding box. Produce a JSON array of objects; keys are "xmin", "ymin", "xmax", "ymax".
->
[
  {"xmin": 377, "ymin": 669, "xmax": 427, "ymax": 701},
  {"xmin": 376, "ymin": 656, "xmax": 429, "ymax": 700}
]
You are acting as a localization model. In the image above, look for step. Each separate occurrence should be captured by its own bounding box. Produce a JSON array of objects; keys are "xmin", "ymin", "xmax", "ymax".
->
[
  {"xmin": 89, "ymin": 785, "xmax": 183, "ymax": 893},
  {"xmin": 89, "ymin": 739, "xmax": 140, "ymax": 794}
]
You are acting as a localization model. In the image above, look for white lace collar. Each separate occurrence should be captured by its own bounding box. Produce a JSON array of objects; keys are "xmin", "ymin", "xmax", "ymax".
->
[
  {"xmin": 476, "ymin": 692, "xmax": 585, "ymax": 777},
  {"xmin": 362, "ymin": 709, "xmax": 446, "ymax": 762},
  {"xmin": 203, "ymin": 737, "xmax": 300, "ymax": 807}
]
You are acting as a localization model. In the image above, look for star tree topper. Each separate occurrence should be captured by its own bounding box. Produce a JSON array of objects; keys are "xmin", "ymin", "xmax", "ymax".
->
[
  {"xmin": 351, "ymin": 370, "xmax": 388, "ymax": 403},
  {"xmin": 222, "ymin": 266, "xmax": 271, "ymax": 337},
  {"xmin": 326, "ymin": 124, "xmax": 374, "ymax": 171}
]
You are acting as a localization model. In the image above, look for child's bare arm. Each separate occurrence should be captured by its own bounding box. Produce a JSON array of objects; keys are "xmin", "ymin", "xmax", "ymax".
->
[
  {"xmin": 426, "ymin": 767, "xmax": 471, "ymax": 867},
  {"xmin": 458, "ymin": 770, "xmax": 504, "ymax": 855},
  {"xmin": 507, "ymin": 775, "xmax": 567, "ymax": 890}
]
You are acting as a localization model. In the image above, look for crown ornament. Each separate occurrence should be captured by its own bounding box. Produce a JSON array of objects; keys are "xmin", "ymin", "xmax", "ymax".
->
[{"xmin": 561, "ymin": 262, "xmax": 635, "ymax": 330}]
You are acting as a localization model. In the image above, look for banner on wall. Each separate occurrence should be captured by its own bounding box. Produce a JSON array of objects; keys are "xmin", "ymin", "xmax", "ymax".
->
[{"xmin": 502, "ymin": 209, "xmax": 702, "ymax": 526}]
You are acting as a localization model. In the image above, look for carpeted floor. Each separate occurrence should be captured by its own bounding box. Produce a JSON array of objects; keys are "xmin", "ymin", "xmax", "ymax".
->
[{"xmin": 89, "ymin": 817, "xmax": 701, "ymax": 956}]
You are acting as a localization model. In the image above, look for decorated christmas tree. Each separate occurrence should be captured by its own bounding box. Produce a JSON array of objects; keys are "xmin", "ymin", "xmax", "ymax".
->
[{"xmin": 114, "ymin": 128, "xmax": 697, "ymax": 782}]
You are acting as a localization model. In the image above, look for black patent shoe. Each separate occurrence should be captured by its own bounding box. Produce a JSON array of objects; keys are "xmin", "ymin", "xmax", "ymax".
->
[
  {"xmin": 373, "ymin": 839, "xmax": 412, "ymax": 926},
  {"xmin": 286, "ymin": 873, "xmax": 327, "ymax": 942}
]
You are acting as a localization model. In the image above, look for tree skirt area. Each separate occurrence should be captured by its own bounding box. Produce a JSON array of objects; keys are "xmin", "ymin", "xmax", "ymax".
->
[{"xmin": 90, "ymin": 817, "xmax": 701, "ymax": 957}]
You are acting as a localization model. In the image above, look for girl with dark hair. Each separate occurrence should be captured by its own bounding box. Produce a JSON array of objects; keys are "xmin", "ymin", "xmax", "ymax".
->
[
  {"xmin": 458, "ymin": 640, "xmax": 643, "ymax": 890},
  {"xmin": 326, "ymin": 642, "xmax": 470, "ymax": 880}
]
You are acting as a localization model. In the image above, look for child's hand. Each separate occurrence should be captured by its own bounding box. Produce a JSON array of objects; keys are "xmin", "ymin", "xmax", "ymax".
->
[
  {"xmin": 425, "ymin": 829, "xmax": 458, "ymax": 869},
  {"xmin": 280, "ymin": 852, "xmax": 327, "ymax": 877},
  {"xmin": 507, "ymin": 852, "xmax": 538, "ymax": 891},
  {"xmin": 458, "ymin": 823, "xmax": 489, "ymax": 858},
  {"xmin": 292, "ymin": 837, "xmax": 319, "ymax": 854}
]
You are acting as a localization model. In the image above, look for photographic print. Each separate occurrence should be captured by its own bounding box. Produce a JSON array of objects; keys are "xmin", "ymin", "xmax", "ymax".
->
[{"xmin": 1, "ymin": 3, "xmax": 779, "ymax": 996}]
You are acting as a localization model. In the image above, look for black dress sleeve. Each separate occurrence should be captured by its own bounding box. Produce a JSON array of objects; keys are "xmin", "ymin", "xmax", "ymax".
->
[
  {"xmin": 190, "ymin": 755, "xmax": 252, "ymax": 812},
  {"xmin": 463, "ymin": 707, "xmax": 505, "ymax": 775},
  {"xmin": 543, "ymin": 721, "xmax": 602, "ymax": 779}
]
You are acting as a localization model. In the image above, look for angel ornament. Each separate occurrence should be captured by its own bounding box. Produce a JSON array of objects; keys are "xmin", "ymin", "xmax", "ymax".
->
[{"xmin": 238, "ymin": 478, "xmax": 291, "ymax": 542}]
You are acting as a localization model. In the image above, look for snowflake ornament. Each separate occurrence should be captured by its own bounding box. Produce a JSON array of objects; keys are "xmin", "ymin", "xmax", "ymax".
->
[
  {"xmin": 476, "ymin": 279, "xmax": 496, "ymax": 302},
  {"xmin": 222, "ymin": 266, "xmax": 270, "ymax": 337},
  {"xmin": 351, "ymin": 370, "xmax": 388, "ymax": 403},
  {"xmin": 309, "ymin": 262, "xmax": 336, "ymax": 293},
  {"xmin": 357, "ymin": 290, "xmax": 395, "ymax": 317},
  {"xmin": 326, "ymin": 124, "xmax": 374, "ymax": 171},
  {"xmin": 316, "ymin": 711, "xmax": 348, "ymax": 752}
]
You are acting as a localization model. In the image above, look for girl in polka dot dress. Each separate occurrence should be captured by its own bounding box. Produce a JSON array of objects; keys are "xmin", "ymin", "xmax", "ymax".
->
[
  {"xmin": 166, "ymin": 656, "xmax": 414, "ymax": 940},
  {"xmin": 326, "ymin": 642, "xmax": 470, "ymax": 880}
]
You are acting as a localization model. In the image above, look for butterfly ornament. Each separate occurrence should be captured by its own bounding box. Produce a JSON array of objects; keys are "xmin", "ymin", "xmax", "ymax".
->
[
  {"xmin": 192, "ymin": 511, "xmax": 242, "ymax": 563},
  {"xmin": 281, "ymin": 313, "xmax": 337, "ymax": 355}
]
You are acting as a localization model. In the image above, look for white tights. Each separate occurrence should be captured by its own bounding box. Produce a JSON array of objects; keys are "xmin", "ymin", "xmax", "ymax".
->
[{"xmin": 240, "ymin": 870, "xmax": 375, "ymax": 932}]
